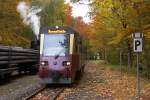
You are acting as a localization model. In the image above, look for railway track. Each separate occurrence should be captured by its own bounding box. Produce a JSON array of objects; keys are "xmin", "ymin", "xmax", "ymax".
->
[
  {"xmin": 24, "ymin": 85, "xmax": 46, "ymax": 100},
  {"xmin": 24, "ymin": 86, "xmax": 65, "ymax": 100},
  {"xmin": 51, "ymin": 88, "xmax": 64, "ymax": 100}
]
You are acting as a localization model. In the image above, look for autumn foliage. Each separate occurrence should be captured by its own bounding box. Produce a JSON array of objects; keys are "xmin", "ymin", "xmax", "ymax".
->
[{"xmin": 88, "ymin": 0, "xmax": 150, "ymax": 74}]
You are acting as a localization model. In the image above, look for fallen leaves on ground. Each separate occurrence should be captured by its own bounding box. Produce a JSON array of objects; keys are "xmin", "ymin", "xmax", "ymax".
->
[{"xmin": 92, "ymin": 61, "xmax": 150, "ymax": 100}]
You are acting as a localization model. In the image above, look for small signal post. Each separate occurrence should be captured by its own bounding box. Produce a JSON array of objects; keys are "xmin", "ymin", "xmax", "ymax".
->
[{"xmin": 133, "ymin": 32, "xmax": 143, "ymax": 100}]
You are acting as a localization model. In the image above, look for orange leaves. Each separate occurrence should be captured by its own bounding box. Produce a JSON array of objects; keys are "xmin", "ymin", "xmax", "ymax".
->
[
  {"xmin": 64, "ymin": 4, "xmax": 73, "ymax": 26},
  {"xmin": 89, "ymin": 0, "xmax": 150, "ymax": 47},
  {"xmin": 94, "ymin": 84, "xmax": 113, "ymax": 98},
  {"xmin": 64, "ymin": 3, "xmax": 90, "ymax": 40},
  {"xmin": 74, "ymin": 17, "xmax": 91, "ymax": 39},
  {"xmin": 64, "ymin": 4, "xmax": 91, "ymax": 40},
  {"xmin": 92, "ymin": 61, "xmax": 150, "ymax": 99}
]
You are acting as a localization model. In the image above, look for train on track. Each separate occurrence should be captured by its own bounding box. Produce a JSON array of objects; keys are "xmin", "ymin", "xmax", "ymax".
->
[
  {"xmin": 0, "ymin": 45, "xmax": 39, "ymax": 79},
  {"xmin": 39, "ymin": 26, "xmax": 86, "ymax": 84}
]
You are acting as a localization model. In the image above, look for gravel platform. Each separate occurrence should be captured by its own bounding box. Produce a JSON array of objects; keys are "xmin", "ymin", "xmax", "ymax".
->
[{"xmin": 0, "ymin": 75, "xmax": 41, "ymax": 100}]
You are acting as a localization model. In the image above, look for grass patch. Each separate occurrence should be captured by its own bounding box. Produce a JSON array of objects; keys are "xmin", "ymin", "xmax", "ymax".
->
[
  {"xmin": 91, "ymin": 60, "xmax": 105, "ymax": 65},
  {"xmin": 107, "ymin": 63, "xmax": 149, "ymax": 79},
  {"xmin": 89, "ymin": 60, "xmax": 149, "ymax": 79}
]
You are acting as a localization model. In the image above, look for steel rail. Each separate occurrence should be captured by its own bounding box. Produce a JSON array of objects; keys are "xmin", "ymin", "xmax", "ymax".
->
[
  {"xmin": 51, "ymin": 88, "xmax": 64, "ymax": 100},
  {"xmin": 24, "ymin": 87, "xmax": 64, "ymax": 100},
  {"xmin": 24, "ymin": 85, "xmax": 46, "ymax": 100}
]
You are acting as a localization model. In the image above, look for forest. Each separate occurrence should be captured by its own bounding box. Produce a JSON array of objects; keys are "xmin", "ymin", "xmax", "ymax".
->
[{"xmin": 0, "ymin": 0, "xmax": 150, "ymax": 77}]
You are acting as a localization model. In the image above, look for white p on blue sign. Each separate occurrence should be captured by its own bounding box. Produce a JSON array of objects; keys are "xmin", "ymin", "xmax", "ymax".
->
[{"xmin": 134, "ymin": 38, "xmax": 142, "ymax": 52}]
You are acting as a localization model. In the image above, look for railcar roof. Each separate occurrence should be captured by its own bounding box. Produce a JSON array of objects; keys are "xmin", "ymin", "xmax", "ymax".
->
[{"xmin": 40, "ymin": 26, "xmax": 80, "ymax": 35}]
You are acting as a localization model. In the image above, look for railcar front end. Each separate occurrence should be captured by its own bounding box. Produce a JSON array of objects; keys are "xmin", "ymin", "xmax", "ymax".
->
[{"xmin": 39, "ymin": 26, "xmax": 81, "ymax": 84}]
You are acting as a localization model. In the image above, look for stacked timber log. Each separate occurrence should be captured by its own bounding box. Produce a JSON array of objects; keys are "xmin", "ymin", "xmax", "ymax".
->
[{"xmin": 0, "ymin": 45, "xmax": 39, "ymax": 78}]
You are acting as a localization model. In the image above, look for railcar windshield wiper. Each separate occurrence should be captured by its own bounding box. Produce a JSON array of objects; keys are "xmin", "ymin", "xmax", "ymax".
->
[
  {"xmin": 54, "ymin": 36, "xmax": 69, "ymax": 59},
  {"xmin": 54, "ymin": 48, "xmax": 65, "ymax": 59}
]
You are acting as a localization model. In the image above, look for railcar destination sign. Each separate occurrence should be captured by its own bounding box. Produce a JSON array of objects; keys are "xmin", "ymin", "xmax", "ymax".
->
[{"xmin": 48, "ymin": 29, "xmax": 66, "ymax": 33}]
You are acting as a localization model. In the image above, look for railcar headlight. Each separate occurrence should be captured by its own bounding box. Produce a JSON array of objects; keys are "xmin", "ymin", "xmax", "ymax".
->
[
  {"xmin": 40, "ymin": 61, "xmax": 48, "ymax": 66},
  {"xmin": 63, "ymin": 61, "xmax": 71, "ymax": 66},
  {"xmin": 66, "ymin": 62, "xmax": 71, "ymax": 66}
]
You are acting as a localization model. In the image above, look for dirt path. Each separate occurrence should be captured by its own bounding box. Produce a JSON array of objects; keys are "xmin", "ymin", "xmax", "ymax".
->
[
  {"xmin": 89, "ymin": 61, "xmax": 150, "ymax": 100},
  {"xmin": 58, "ymin": 61, "xmax": 150, "ymax": 100}
]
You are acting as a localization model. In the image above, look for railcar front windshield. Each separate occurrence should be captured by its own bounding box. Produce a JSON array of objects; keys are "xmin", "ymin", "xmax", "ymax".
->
[{"xmin": 43, "ymin": 34, "xmax": 69, "ymax": 56}]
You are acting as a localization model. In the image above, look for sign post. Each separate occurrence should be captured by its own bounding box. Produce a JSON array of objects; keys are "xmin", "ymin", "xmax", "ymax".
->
[{"xmin": 133, "ymin": 32, "xmax": 143, "ymax": 100}]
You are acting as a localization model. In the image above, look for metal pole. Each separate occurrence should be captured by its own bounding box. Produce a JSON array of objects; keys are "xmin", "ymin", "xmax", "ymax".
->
[
  {"xmin": 136, "ymin": 53, "xmax": 140, "ymax": 100},
  {"xmin": 120, "ymin": 51, "xmax": 122, "ymax": 76},
  {"xmin": 128, "ymin": 53, "xmax": 130, "ymax": 68}
]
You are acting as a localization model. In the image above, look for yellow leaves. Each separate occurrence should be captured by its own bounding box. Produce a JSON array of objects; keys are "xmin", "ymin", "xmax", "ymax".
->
[
  {"xmin": 143, "ymin": 24, "xmax": 150, "ymax": 40},
  {"xmin": 144, "ymin": 83, "xmax": 150, "ymax": 88},
  {"xmin": 108, "ymin": 31, "xmax": 127, "ymax": 45},
  {"xmin": 108, "ymin": 38, "xmax": 120, "ymax": 45},
  {"xmin": 0, "ymin": 32, "xmax": 30, "ymax": 47},
  {"xmin": 0, "ymin": 35, "xmax": 2, "ymax": 41},
  {"xmin": 0, "ymin": 0, "xmax": 32, "ymax": 47},
  {"xmin": 90, "ymin": 0, "xmax": 150, "ymax": 49},
  {"xmin": 144, "ymin": 33, "xmax": 150, "ymax": 40}
]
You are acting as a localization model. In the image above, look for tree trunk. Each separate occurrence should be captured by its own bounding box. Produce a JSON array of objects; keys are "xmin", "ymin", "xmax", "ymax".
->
[
  {"xmin": 126, "ymin": 39, "xmax": 132, "ymax": 68},
  {"xmin": 143, "ymin": 39, "xmax": 150, "ymax": 79}
]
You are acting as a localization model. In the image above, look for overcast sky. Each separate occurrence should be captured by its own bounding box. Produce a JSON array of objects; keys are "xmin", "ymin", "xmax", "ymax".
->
[{"xmin": 65, "ymin": 0, "xmax": 91, "ymax": 23}]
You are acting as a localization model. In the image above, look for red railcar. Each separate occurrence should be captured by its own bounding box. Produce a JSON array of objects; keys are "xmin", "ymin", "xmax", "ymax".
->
[{"xmin": 39, "ymin": 26, "xmax": 85, "ymax": 84}]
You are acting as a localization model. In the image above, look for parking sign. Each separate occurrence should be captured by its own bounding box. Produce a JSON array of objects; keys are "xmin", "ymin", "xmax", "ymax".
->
[
  {"xmin": 132, "ymin": 32, "xmax": 143, "ymax": 100},
  {"xmin": 133, "ymin": 32, "xmax": 143, "ymax": 53},
  {"xmin": 133, "ymin": 38, "xmax": 142, "ymax": 52}
]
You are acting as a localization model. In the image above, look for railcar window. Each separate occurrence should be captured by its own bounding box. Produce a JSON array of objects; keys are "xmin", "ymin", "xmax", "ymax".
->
[{"xmin": 43, "ymin": 34, "xmax": 69, "ymax": 56}]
